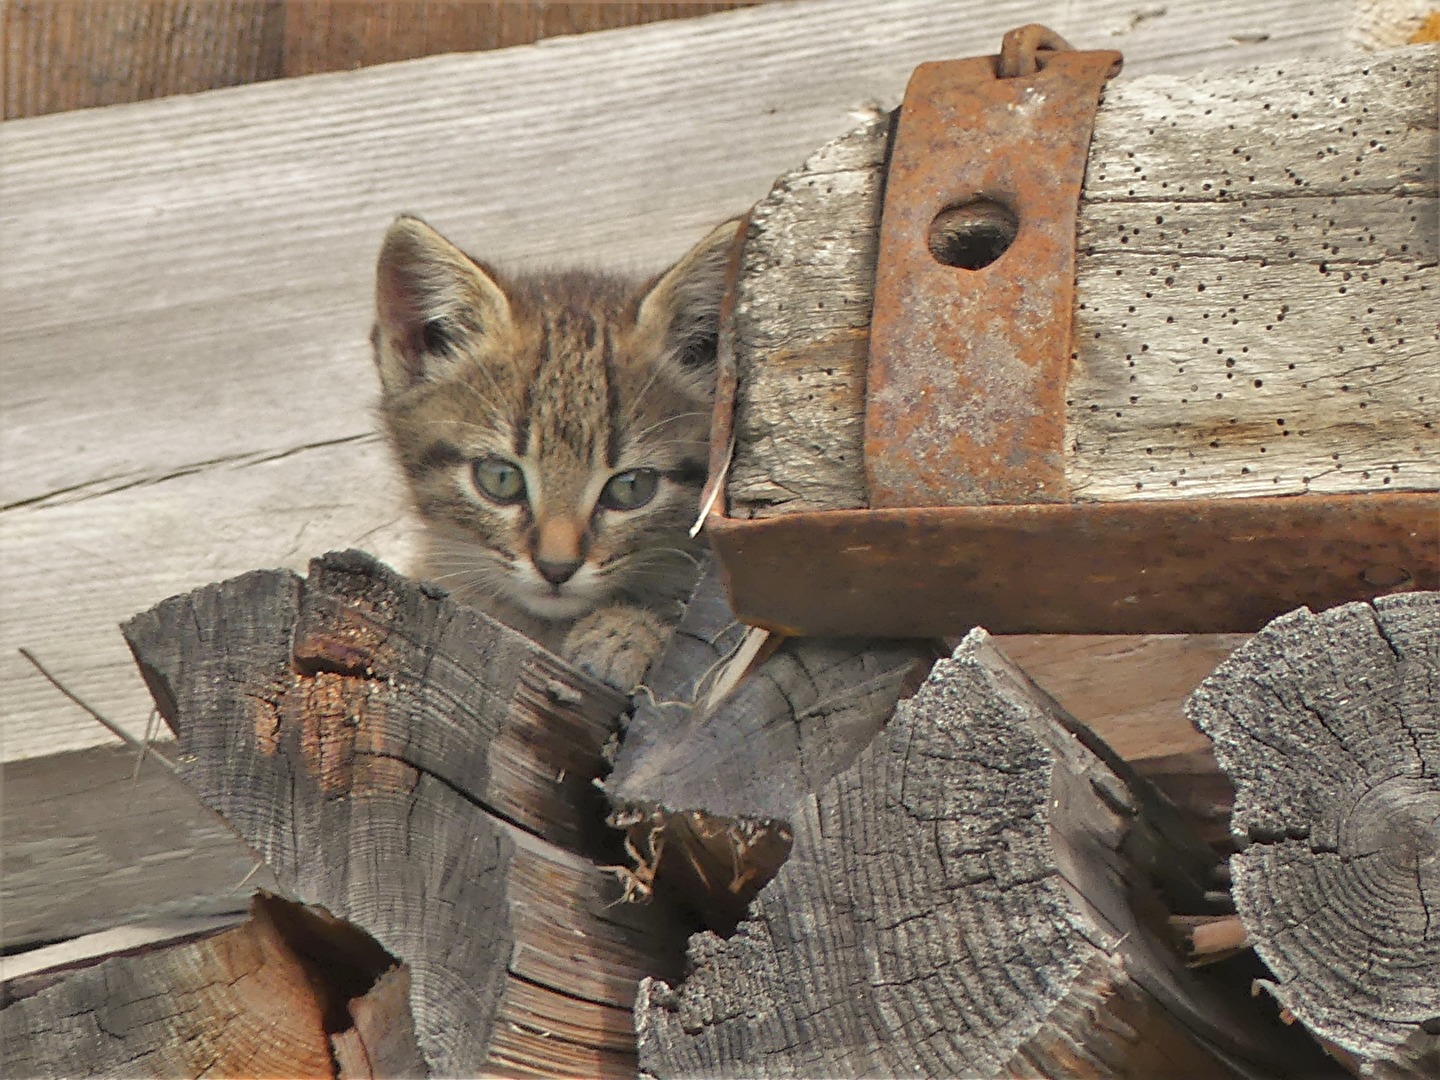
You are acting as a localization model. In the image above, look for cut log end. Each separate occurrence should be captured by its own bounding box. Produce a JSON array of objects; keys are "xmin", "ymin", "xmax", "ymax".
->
[
  {"xmin": 635, "ymin": 628, "xmax": 1336, "ymax": 1078},
  {"xmin": 1189, "ymin": 592, "xmax": 1440, "ymax": 1077}
]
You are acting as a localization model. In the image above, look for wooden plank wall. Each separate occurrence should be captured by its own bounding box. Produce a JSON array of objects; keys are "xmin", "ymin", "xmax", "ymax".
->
[
  {"xmin": 0, "ymin": 0, "xmax": 1411, "ymax": 956},
  {"xmin": 2, "ymin": 1, "xmax": 756, "ymax": 119}
]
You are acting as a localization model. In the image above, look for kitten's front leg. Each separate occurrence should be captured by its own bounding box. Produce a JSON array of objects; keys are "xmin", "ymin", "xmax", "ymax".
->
[{"xmin": 562, "ymin": 604, "xmax": 669, "ymax": 694}]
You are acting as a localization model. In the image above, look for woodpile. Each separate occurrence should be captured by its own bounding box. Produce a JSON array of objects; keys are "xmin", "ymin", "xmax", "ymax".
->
[
  {"xmin": 4, "ymin": 550, "xmax": 1434, "ymax": 1076},
  {"xmin": 3, "ymin": 25, "xmax": 1437, "ymax": 1080}
]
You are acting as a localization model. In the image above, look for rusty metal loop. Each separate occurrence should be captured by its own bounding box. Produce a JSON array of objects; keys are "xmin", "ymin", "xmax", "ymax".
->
[{"xmin": 998, "ymin": 24, "xmax": 1074, "ymax": 78}]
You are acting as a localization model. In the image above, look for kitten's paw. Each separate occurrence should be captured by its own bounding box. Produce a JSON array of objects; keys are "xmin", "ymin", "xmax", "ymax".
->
[{"xmin": 562, "ymin": 605, "xmax": 669, "ymax": 694}]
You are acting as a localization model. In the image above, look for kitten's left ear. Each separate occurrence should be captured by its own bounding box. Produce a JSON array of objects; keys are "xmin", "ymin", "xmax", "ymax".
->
[{"xmin": 636, "ymin": 217, "xmax": 744, "ymax": 375}]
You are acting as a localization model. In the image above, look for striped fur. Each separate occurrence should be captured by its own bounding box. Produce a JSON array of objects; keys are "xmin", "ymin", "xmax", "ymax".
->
[{"xmin": 373, "ymin": 214, "xmax": 738, "ymax": 675}]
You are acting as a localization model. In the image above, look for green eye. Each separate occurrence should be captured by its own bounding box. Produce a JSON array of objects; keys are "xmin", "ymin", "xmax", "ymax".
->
[
  {"xmin": 599, "ymin": 469, "xmax": 659, "ymax": 511},
  {"xmin": 472, "ymin": 457, "xmax": 526, "ymax": 504}
]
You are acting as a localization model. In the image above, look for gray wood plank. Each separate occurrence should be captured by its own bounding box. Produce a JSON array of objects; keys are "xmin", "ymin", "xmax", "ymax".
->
[
  {"xmin": 0, "ymin": 0, "xmax": 1368, "ymax": 953},
  {"xmin": 0, "ymin": 0, "xmax": 1362, "ymax": 764},
  {"xmin": 0, "ymin": 743, "xmax": 273, "ymax": 950}
]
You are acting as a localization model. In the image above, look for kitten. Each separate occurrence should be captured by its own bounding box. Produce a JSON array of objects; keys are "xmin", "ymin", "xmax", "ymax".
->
[{"xmin": 372, "ymin": 214, "xmax": 740, "ymax": 692}]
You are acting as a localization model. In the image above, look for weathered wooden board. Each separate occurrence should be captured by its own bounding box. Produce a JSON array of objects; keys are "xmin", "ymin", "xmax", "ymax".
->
[
  {"xmin": 1, "ymin": 0, "xmax": 286, "ymax": 119},
  {"xmin": 0, "ymin": 0, "xmax": 1372, "ymax": 763},
  {"xmin": 0, "ymin": 0, "xmax": 1378, "ymax": 953},
  {"xmin": 0, "ymin": 742, "xmax": 276, "ymax": 951},
  {"xmin": 278, "ymin": 1, "xmax": 759, "ymax": 79},
  {"xmin": 727, "ymin": 46, "xmax": 1439, "ymax": 519},
  {"xmin": 1, "ymin": 1, "xmax": 758, "ymax": 119}
]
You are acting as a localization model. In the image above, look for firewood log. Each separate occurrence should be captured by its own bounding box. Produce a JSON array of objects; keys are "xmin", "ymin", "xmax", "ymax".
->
[
  {"xmin": 634, "ymin": 630, "xmax": 1343, "ymax": 1078},
  {"xmin": 1189, "ymin": 591, "xmax": 1439, "ymax": 1079}
]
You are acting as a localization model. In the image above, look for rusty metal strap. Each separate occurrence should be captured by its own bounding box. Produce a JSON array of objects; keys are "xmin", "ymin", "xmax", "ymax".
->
[
  {"xmin": 708, "ymin": 493, "xmax": 1439, "ymax": 637},
  {"xmin": 865, "ymin": 29, "xmax": 1121, "ymax": 507},
  {"xmin": 704, "ymin": 26, "xmax": 1435, "ymax": 639}
]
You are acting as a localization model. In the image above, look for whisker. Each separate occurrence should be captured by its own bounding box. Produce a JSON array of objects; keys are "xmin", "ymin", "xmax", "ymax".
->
[
  {"xmin": 626, "ymin": 411, "xmax": 711, "ymax": 445},
  {"xmin": 619, "ymin": 364, "xmax": 671, "ymax": 429}
]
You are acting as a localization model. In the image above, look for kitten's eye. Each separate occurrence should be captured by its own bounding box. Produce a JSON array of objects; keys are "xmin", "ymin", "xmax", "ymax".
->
[
  {"xmin": 598, "ymin": 469, "xmax": 659, "ymax": 511},
  {"xmin": 472, "ymin": 457, "xmax": 526, "ymax": 504}
]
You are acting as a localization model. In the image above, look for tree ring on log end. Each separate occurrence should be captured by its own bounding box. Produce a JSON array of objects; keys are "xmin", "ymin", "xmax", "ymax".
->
[
  {"xmin": 1188, "ymin": 592, "xmax": 1440, "ymax": 1074},
  {"xmin": 926, "ymin": 198, "xmax": 1018, "ymax": 271},
  {"xmin": 1340, "ymin": 776, "xmax": 1440, "ymax": 870}
]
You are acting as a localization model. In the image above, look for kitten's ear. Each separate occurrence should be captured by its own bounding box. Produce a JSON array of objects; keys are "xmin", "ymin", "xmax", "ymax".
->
[
  {"xmin": 636, "ymin": 217, "xmax": 743, "ymax": 380},
  {"xmin": 373, "ymin": 215, "xmax": 513, "ymax": 394}
]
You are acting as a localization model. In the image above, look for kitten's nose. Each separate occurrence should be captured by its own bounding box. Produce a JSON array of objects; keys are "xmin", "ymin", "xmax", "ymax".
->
[
  {"xmin": 535, "ymin": 558, "xmax": 582, "ymax": 586},
  {"xmin": 534, "ymin": 517, "xmax": 585, "ymax": 586}
]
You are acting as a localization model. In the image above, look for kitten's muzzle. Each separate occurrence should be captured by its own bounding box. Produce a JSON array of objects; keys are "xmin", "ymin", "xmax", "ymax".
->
[{"xmin": 535, "ymin": 557, "xmax": 583, "ymax": 586}]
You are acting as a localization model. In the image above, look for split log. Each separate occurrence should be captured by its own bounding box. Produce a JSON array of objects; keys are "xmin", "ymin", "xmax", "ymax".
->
[
  {"xmin": 2, "ymin": 892, "xmax": 425, "ymax": 1079},
  {"xmin": 1188, "ymin": 591, "xmax": 1440, "ymax": 1078},
  {"xmin": 728, "ymin": 46, "xmax": 1438, "ymax": 518},
  {"xmin": 11, "ymin": 550, "xmax": 691, "ymax": 1078},
  {"xmin": 635, "ymin": 629, "xmax": 1343, "ymax": 1078},
  {"xmin": 605, "ymin": 565, "xmax": 935, "ymax": 926}
]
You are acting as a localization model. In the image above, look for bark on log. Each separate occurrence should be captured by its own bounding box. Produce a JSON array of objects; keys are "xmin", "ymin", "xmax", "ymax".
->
[
  {"xmin": 1187, "ymin": 591, "xmax": 1440, "ymax": 1078},
  {"xmin": 605, "ymin": 564, "xmax": 935, "ymax": 926},
  {"xmin": 38, "ymin": 550, "xmax": 692, "ymax": 1078},
  {"xmin": 635, "ymin": 629, "xmax": 1341, "ymax": 1078},
  {"xmin": 728, "ymin": 47, "xmax": 1438, "ymax": 519}
]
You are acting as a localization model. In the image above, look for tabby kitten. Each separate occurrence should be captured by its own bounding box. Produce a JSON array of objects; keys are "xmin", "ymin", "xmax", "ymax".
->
[{"xmin": 372, "ymin": 215, "xmax": 739, "ymax": 692}]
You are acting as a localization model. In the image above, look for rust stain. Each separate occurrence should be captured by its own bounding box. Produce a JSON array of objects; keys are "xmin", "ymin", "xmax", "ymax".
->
[{"xmin": 1411, "ymin": 13, "xmax": 1440, "ymax": 43}]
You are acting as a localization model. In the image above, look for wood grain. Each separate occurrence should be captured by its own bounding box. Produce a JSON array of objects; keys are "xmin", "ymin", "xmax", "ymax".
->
[
  {"xmin": 1, "ymin": 2, "xmax": 755, "ymax": 119},
  {"xmin": 2, "ymin": 1, "xmax": 286, "ymax": 119},
  {"xmin": 636, "ymin": 630, "xmax": 1335, "ymax": 1077},
  {"xmin": 280, "ymin": 2, "xmax": 757, "ymax": 78},
  {"xmin": 0, "ymin": 0, "xmax": 1382, "ymax": 954},
  {"xmin": 0, "ymin": 742, "xmax": 274, "ymax": 951},
  {"xmin": 1188, "ymin": 592, "xmax": 1439, "ymax": 1077},
  {"xmin": 119, "ymin": 551, "xmax": 686, "ymax": 1076},
  {"xmin": 2, "ymin": 898, "xmax": 339, "ymax": 1078},
  {"xmin": 1070, "ymin": 50, "xmax": 1439, "ymax": 501},
  {"xmin": 728, "ymin": 47, "xmax": 1439, "ymax": 519},
  {"xmin": 1, "ymin": 0, "xmax": 1356, "ymax": 763}
]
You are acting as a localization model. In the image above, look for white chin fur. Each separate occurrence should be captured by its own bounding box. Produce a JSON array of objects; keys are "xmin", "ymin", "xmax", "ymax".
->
[{"xmin": 516, "ymin": 590, "xmax": 596, "ymax": 620}]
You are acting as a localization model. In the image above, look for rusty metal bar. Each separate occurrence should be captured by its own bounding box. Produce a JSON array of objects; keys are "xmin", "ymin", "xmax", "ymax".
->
[
  {"xmin": 708, "ymin": 494, "xmax": 1439, "ymax": 637},
  {"xmin": 703, "ymin": 26, "xmax": 1436, "ymax": 640},
  {"xmin": 865, "ymin": 32, "xmax": 1121, "ymax": 508}
]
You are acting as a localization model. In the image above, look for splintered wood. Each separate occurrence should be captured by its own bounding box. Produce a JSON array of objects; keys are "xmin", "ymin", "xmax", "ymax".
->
[
  {"xmin": 108, "ymin": 551, "xmax": 684, "ymax": 1078},
  {"xmin": 605, "ymin": 566, "xmax": 932, "ymax": 926},
  {"xmin": 727, "ymin": 47, "xmax": 1438, "ymax": 519}
]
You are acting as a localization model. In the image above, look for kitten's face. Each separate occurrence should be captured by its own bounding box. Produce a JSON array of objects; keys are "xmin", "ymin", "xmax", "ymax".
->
[{"xmin": 372, "ymin": 216, "xmax": 738, "ymax": 623}]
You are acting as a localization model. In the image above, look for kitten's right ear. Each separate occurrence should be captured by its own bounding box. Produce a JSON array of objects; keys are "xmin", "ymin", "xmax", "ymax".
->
[{"xmin": 373, "ymin": 216, "xmax": 513, "ymax": 393}]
